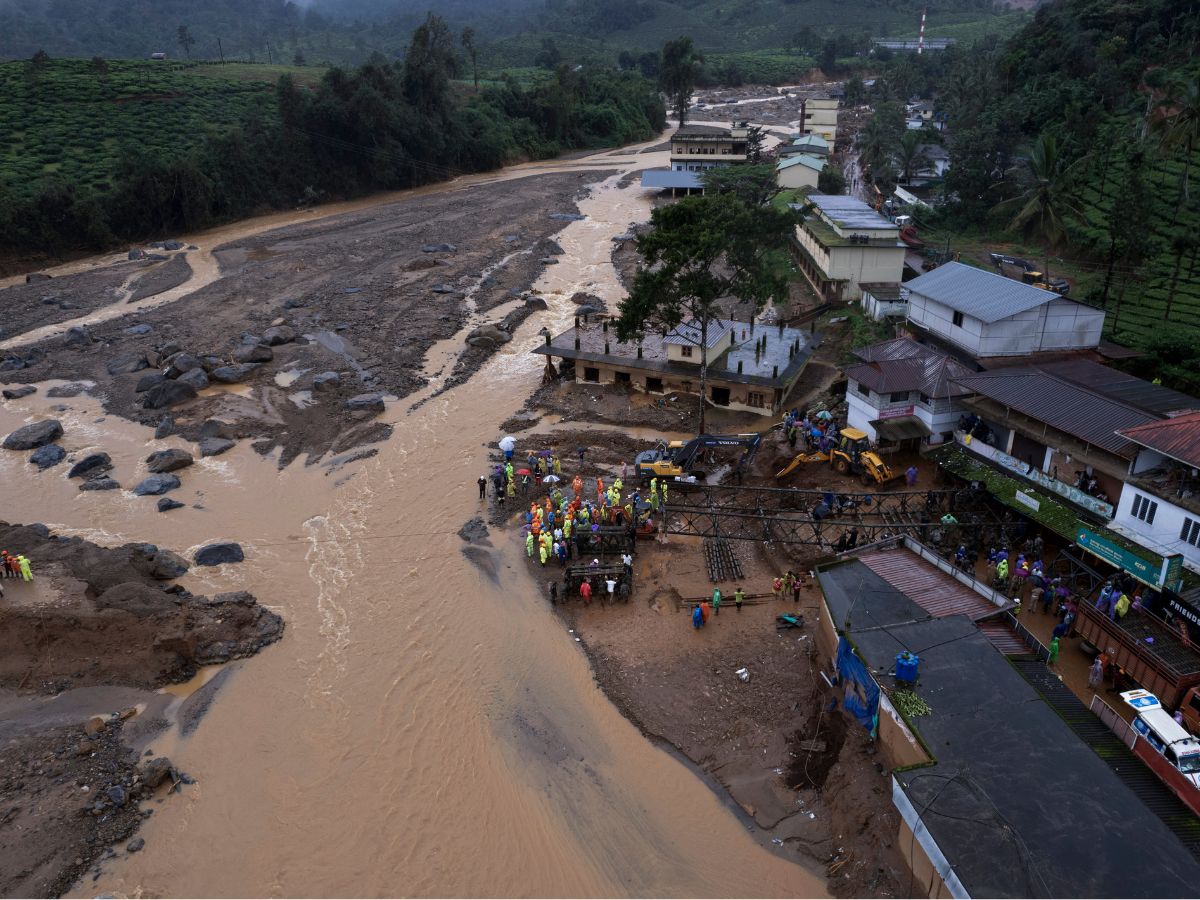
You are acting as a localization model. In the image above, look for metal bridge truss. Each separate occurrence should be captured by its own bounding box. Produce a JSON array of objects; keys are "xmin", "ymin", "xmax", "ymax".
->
[{"xmin": 662, "ymin": 482, "xmax": 1014, "ymax": 550}]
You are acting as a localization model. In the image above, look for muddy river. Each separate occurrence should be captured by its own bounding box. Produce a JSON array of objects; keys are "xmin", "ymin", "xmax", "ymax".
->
[{"xmin": 3, "ymin": 133, "xmax": 825, "ymax": 896}]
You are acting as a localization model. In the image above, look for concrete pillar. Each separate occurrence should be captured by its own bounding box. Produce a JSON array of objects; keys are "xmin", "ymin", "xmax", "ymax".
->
[
  {"xmin": 1004, "ymin": 429, "xmax": 1016, "ymax": 455},
  {"xmin": 1042, "ymin": 445, "xmax": 1054, "ymax": 474}
]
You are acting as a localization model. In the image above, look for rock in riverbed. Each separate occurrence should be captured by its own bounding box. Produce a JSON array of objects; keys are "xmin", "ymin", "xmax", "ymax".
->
[
  {"xmin": 67, "ymin": 452, "xmax": 112, "ymax": 479},
  {"xmin": 4, "ymin": 419, "xmax": 64, "ymax": 450},
  {"xmin": 30, "ymin": 444, "xmax": 66, "ymax": 469},
  {"xmin": 146, "ymin": 449, "xmax": 193, "ymax": 473},
  {"xmin": 195, "ymin": 542, "xmax": 245, "ymax": 566},
  {"xmin": 132, "ymin": 473, "xmax": 181, "ymax": 496}
]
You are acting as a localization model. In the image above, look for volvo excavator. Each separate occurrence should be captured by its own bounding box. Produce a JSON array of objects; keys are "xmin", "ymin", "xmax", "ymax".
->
[
  {"xmin": 635, "ymin": 433, "xmax": 762, "ymax": 482},
  {"xmin": 776, "ymin": 427, "xmax": 902, "ymax": 485}
]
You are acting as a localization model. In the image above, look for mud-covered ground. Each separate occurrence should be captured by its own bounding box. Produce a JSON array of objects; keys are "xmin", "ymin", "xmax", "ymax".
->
[
  {"xmin": 0, "ymin": 171, "xmax": 607, "ymax": 466},
  {"xmin": 690, "ymin": 82, "xmax": 846, "ymax": 130},
  {"xmin": 0, "ymin": 521, "xmax": 281, "ymax": 896}
]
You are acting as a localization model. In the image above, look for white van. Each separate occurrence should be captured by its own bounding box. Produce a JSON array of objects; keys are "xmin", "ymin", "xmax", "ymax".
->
[{"xmin": 1121, "ymin": 689, "xmax": 1200, "ymax": 786}]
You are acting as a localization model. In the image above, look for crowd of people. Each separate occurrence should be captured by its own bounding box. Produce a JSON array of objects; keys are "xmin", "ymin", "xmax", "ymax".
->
[{"xmin": 782, "ymin": 407, "xmax": 838, "ymax": 452}]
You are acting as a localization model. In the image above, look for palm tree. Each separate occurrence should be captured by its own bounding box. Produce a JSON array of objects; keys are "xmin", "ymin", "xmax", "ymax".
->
[
  {"xmin": 991, "ymin": 132, "xmax": 1085, "ymax": 282},
  {"xmin": 1154, "ymin": 74, "xmax": 1200, "ymax": 202},
  {"xmin": 857, "ymin": 116, "xmax": 894, "ymax": 175},
  {"xmin": 893, "ymin": 130, "xmax": 932, "ymax": 185}
]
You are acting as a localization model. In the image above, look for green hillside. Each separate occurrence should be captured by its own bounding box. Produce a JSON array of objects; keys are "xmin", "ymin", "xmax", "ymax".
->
[{"xmin": 0, "ymin": 59, "xmax": 324, "ymax": 198}]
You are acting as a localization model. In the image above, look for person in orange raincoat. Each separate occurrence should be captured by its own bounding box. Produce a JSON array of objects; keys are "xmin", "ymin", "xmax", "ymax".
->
[{"xmin": 573, "ymin": 475, "xmax": 583, "ymax": 496}]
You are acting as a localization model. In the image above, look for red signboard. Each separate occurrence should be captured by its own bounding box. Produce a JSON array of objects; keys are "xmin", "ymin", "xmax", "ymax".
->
[{"xmin": 878, "ymin": 405, "xmax": 915, "ymax": 420}]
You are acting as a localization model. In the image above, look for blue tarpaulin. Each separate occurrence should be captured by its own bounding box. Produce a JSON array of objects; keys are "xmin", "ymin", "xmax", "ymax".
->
[{"xmin": 836, "ymin": 636, "xmax": 880, "ymax": 736}]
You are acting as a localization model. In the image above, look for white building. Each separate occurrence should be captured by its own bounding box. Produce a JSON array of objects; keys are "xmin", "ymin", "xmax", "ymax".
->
[
  {"xmin": 799, "ymin": 97, "xmax": 839, "ymax": 143},
  {"xmin": 842, "ymin": 337, "xmax": 974, "ymax": 447},
  {"xmin": 790, "ymin": 194, "xmax": 905, "ymax": 303},
  {"xmin": 905, "ymin": 262, "xmax": 1105, "ymax": 358},
  {"xmin": 1114, "ymin": 412, "xmax": 1200, "ymax": 577}
]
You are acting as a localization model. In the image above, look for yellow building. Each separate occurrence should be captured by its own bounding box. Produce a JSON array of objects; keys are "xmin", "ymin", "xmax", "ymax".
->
[{"xmin": 791, "ymin": 194, "xmax": 905, "ymax": 302}]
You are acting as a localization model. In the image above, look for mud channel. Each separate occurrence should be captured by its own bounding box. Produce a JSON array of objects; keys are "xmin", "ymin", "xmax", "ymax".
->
[{"xmin": 0, "ymin": 133, "xmax": 832, "ymax": 896}]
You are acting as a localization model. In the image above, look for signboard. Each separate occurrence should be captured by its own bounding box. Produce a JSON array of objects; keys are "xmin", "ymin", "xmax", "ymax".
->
[
  {"xmin": 955, "ymin": 432, "xmax": 1114, "ymax": 519},
  {"xmin": 1121, "ymin": 689, "xmax": 1162, "ymax": 711},
  {"xmin": 1162, "ymin": 554, "xmax": 1185, "ymax": 594},
  {"xmin": 1076, "ymin": 528, "xmax": 1161, "ymax": 586},
  {"xmin": 878, "ymin": 405, "xmax": 915, "ymax": 420},
  {"xmin": 1015, "ymin": 490, "xmax": 1040, "ymax": 512}
]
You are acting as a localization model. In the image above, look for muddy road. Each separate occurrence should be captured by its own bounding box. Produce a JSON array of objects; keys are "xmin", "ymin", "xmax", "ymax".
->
[{"xmin": 0, "ymin": 135, "xmax": 826, "ymax": 897}]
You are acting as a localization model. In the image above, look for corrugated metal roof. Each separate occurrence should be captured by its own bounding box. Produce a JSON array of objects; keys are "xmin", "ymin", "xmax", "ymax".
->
[
  {"xmin": 905, "ymin": 261, "xmax": 1058, "ymax": 323},
  {"xmin": 792, "ymin": 134, "xmax": 829, "ymax": 148},
  {"xmin": 845, "ymin": 338, "xmax": 975, "ymax": 397},
  {"xmin": 808, "ymin": 193, "xmax": 896, "ymax": 230},
  {"xmin": 953, "ymin": 367, "xmax": 1160, "ymax": 456},
  {"xmin": 777, "ymin": 154, "xmax": 824, "ymax": 172},
  {"xmin": 856, "ymin": 549, "xmax": 1005, "ymax": 621},
  {"xmin": 663, "ymin": 318, "xmax": 733, "ymax": 348},
  {"xmin": 640, "ymin": 169, "xmax": 703, "ymax": 190},
  {"xmin": 977, "ymin": 620, "xmax": 1030, "ymax": 656},
  {"xmin": 1118, "ymin": 411, "xmax": 1200, "ymax": 469},
  {"xmin": 1037, "ymin": 359, "xmax": 1200, "ymax": 416}
]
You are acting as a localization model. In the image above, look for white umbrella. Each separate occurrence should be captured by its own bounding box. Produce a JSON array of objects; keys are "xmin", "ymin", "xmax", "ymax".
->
[
  {"xmin": 498, "ymin": 436, "xmax": 516, "ymax": 452},
  {"xmin": 543, "ymin": 475, "xmax": 561, "ymax": 484}
]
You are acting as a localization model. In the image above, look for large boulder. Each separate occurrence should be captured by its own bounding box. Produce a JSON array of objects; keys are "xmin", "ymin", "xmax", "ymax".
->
[
  {"xmin": 195, "ymin": 542, "xmax": 245, "ymax": 566},
  {"xmin": 63, "ymin": 326, "xmax": 93, "ymax": 347},
  {"xmin": 465, "ymin": 324, "xmax": 512, "ymax": 349},
  {"xmin": 107, "ymin": 353, "xmax": 149, "ymax": 376},
  {"xmin": 233, "ymin": 344, "xmax": 273, "ymax": 364},
  {"xmin": 142, "ymin": 380, "xmax": 197, "ymax": 409},
  {"xmin": 199, "ymin": 419, "xmax": 234, "ymax": 439},
  {"xmin": 3, "ymin": 419, "xmax": 63, "ymax": 450},
  {"xmin": 198, "ymin": 437, "xmax": 235, "ymax": 457},
  {"xmin": 147, "ymin": 548, "xmax": 189, "ymax": 579},
  {"xmin": 165, "ymin": 353, "xmax": 204, "ymax": 377},
  {"xmin": 29, "ymin": 444, "xmax": 66, "ymax": 469},
  {"xmin": 68, "ymin": 452, "xmax": 112, "ymax": 479},
  {"xmin": 2, "ymin": 385, "xmax": 36, "ymax": 400},
  {"xmin": 158, "ymin": 497, "xmax": 184, "ymax": 512},
  {"xmin": 46, "ymin": 382, "xmax": 87, "ymax": 398},
  {"xmin": 177, "ymin": 368, "xmax": 210, "ymax": 391},
  {"xmin": 421, "ymin": 243, "xmax": 457, "ymax": 253},
  {"xmin": 135, "ymin": 372, "xmax": 167, "ymax": 393},
  {"xmin": 79, "ymin": 477, "xmax": 120, "ymax": 492},
  {"xmin": 132, "ymin": 473, "xmax": 181, "ymax": 496},
  {"xmin": 210, "ymin": 364, "xmax": 257, "ymax": 384},
  {"xmin": 261, "ymin": 325, "xmax": 296, "ymax": 346},
  {"xmin": 25, "ymin": 272, "xmax": 52, "ymax": 283},
  {"xmin": 154, "ymin": 416, "xmax": 175, "ymax": 440},
  {"xmin": 312, "ymin": 371, "xmax": 340, "ymax": 392},
  {"xmin": 146, "ymin": 448, "xmax": 193, "ymax": 473},
  {"xmin": 345, "ymin": 393, "xmax": 385, "ymax": 416}
]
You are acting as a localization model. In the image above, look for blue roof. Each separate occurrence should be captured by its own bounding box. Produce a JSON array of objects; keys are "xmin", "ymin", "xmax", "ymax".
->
[{"xmin": 640, "ymin": 169, "xmax": 703, "ymax": 190}]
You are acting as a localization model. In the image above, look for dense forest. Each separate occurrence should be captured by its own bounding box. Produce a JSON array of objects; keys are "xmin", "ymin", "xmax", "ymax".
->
[
  {"xmin": 860, "ymin": 0, "xmax": 1200, "ymax": 386},
  {"xmin": 0, "ymin": 15, "xmax": 665, "ymax": 261}
]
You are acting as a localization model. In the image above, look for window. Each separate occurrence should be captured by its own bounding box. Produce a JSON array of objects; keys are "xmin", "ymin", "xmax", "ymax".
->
[
  {"xmin": 889, "ymin": 391, "xmax": 909, "ymax": 403},
  {"xmin": 1131, "ymin": 493, "xmax": 1158, "ymax": 524},
  {"xmin": 748, "ymin": 391, "xmax": 765, "ymax": 408},
  {"xmin": 919, "ymin": 393, "xmax": 932, "ymax": 405},
  {"xmin": 679, "ymin": 345, "xmax": 694, "ymax": 358},
  {"xmin": 711, "ymin": 387, "xmax": 730, "ymax": 407},
  {"xmin": 615, "ymin": 371, "xmax": 631, "ymax": 385},
  {"xmin": 856, "ymin": 381, "xmax": 871, "ymax": 397},
  {"xmin": 952, "ymin": 310, "xmax": 965, "ymax": 327},
  {"xmin": 583, "ymin": 367, "xmax": 600, "ymax": 383},
  {"xmin": 1190, "ymin": 693, "xmax": 1200, "ymax": 715},
  {"xmin": 1181, "ymin": 518, "xmax": 1200, "ymax": 547},
  {"xmin": 645, "ymin": 377, "xmax": 663, "ymax": 394}
]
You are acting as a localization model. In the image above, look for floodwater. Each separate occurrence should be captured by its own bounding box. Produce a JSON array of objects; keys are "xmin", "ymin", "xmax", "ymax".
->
[{"xmin": 1, "ymin": 132, "xmax": 825, "ymax": 897}]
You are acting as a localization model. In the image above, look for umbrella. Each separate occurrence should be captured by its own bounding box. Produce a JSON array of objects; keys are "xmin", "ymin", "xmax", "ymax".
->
[
  {"xmin": 499, "ymin": 436, "xmax": 516, "ymax": 452},
  {"xmin": 516, "ymin": 468, "xmax": 532, "ymax": 476},
  {"xmin": 815, "ymin": 410, "xmax": 833, "ymax": 421},
  {"xmin": 543, "ymin": 475, "xmax": 561, "ymax": 484}
]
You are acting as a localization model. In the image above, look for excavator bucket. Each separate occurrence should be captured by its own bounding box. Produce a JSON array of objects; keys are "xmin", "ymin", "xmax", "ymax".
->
[{"xmin": 775, "ymin": 451, "xmax": 828, "ymax": 478}]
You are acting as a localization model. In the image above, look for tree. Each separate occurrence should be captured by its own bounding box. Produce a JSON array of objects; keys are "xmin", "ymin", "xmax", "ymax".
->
[
  {"xmin": 745, "ymin": 124, "xmax": 767, "ymax": 163},
  {"xmin": 176, "ymin": 25, "xmax": 195, "ymax": 60},
  {"xmin": 637, "ymin": 52, "xmax": 659, "ymax": 80},
  {"xmin": 1154, "ymin": 74, "xmax": 1200, "ymax": 202},
  {"xmin": 461, "ymin": 27, "xmax": 478, "ymax": 89},
  {"xmin": 818, "ymin": 40, "xmax": 837, "ymax": 76},
  {"xmin": 844, "ymin": 74, "xmax": 865, "ymax": 107},
  {"xmin": 615, "ymin": 193, "xmax": 797, "ymax": 433},
  {"xmin": 403, "ymin": 13, "xmax": 458, "ymax": 116},
  {"xmin": 818, "ymin": 164, "xmax": 846, "ymax": 194},
  {"xmin": 660, "ymin": 36, "xmax": 702, "ymax": 127},
  {"xmin": 30, "ymin": 49, "xmax": 49, "ymax": 70},
  {"xmin": 88, "ymin": 56, "xmax": 108, "ymax": 77},
  {"xmin": 991, "ymin": 132, "xmax": 1085, "ymax": 282},
  {"xmin": 293, "ymin": 50, "xmax": 306, "ymax": 67},
  {"xmin": 700, "ymin": 164, "xmax": 777, "ymax": 206},
  {"xmin": 535, "ymin": 37, "xmax": 561, "ymax": 70},
  {"xmin": 893, "ymin": 130, "xmax": 932, "ymax": 184},
  {"xmin": 857, "ymin": 103, "xmax": 904, "ymax": 174}
]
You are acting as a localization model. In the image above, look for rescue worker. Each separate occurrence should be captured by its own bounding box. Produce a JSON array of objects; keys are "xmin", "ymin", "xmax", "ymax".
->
[
  {"xmin": 18, "ymin": 555, "xmax": 31, "ymax": 582},
  {"xmin": 734, "ymin": 586, "xmax": 745, "ymax": 612},
  {"xmin": 526, "ymin": 531, "xmax": 534, "ymax": 558},
  {"xmin": 712, "ymin": 587, "xmax": 722, "ymax": 616},
  {"xmin": 478, "ymin": 475, "xmax": 487, "ymax": 500}
]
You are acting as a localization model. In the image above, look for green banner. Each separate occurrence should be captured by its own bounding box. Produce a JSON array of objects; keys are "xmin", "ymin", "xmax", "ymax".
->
[{"xmin": 1076, "ymin": 528, "xmax": 1160, "ymax": 586}]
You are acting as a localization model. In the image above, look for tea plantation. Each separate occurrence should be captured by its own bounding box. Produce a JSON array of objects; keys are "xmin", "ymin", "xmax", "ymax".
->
[{"xmin": 0, "ymin": 58, "xmax": 322, "ymax": 198}]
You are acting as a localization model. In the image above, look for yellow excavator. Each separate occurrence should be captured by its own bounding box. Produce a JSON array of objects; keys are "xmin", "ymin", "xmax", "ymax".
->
[{"xmin": 776, "ymin": 427, "xmax": 903, "ymax": 485}]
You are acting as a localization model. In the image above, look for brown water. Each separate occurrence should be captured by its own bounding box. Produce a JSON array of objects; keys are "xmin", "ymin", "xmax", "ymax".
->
[{"xmin": 1, "ymin": 135, "xmax": 825, "ymax": 897}]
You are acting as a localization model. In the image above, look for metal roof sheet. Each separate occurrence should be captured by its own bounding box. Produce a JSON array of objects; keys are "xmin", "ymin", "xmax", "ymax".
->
[
  {"xmin": 776, "ymin": 154, "xmax": 824, "ymax": 172},
  {"xmin": 1118, "ymin": 411, "xmax": 1200, "ymax": 469},
  {"xmin": 1036, "ymin": 359, "xmax": 1200, "ymax": 416},
  {"xmin": 663, "ymin": 318, "xmax": 733, "ymax": 348},
  {"xmin": 953, "ymin": 367, "xmax": 1160, "ymax": 456},
  {"xmin": 791, "ymin": 134, "xmax": 829, "ymax": 148},
  {"xmin": 808, "ymin": 193, "xmax": 896, "ymax": 230},
  {"xmin": 905, "ymin": 261, "xmax": 1058, "ymax": 323},
  {"xmin": 640, "ymin": 169, "xmax": 703, "ymax": 190},
  {"xmin": 845, "ymin": 338, "xmax": 975, "ymax": 397},
  {"xmin": 856, "ymin": 548, "xmax": 1004, "ymax": 621}
]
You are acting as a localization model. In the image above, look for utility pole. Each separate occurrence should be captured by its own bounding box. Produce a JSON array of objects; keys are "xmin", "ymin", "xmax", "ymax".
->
[
  {"xmin": 217, "ymin": 37, "xmax": 225, "ymax": 63},
  {"xmin": 918, "ymin": 8, "xmax": 927, "ymax": 55},
  {"xmin": 267, "ymin": 42, "xmax": 273, "ymax": 64}
]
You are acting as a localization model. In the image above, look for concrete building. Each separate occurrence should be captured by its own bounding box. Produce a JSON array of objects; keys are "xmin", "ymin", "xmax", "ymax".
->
[
  {"xmin": 815, "ymin": 539, "xmax": 1200, "ymax": 900},
  {"xmin": 842, "ymin": 337, "xmax": 974, "ymax": 447},
  {"xmin": 797, "ymin": 97, "xmax": 839, "ymax": 143},
  {"xmin": 905, "ymin": 262, "xmax": 1106, "ymax": 358},
  {"xmin": 775, "ymin": 154, "xmax": 823, "ymax": 190},
  {"xmin": 790, "ymin": 194, "xmax": 905, "ymax": 302},
  {"xmin": 641, "ymin": 123, "xmax": 750, "ymax": 194},
  {"xmin": 779, "ymin": 133, "xmax": 829, "ymax": 158},
  {"xmin": 1115, "ymin": 412, "xmax": 1200, "ymax": 578},
  {"xmin": 533, "ymin": 315, "xmax": 820, "ymax": 417}
]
